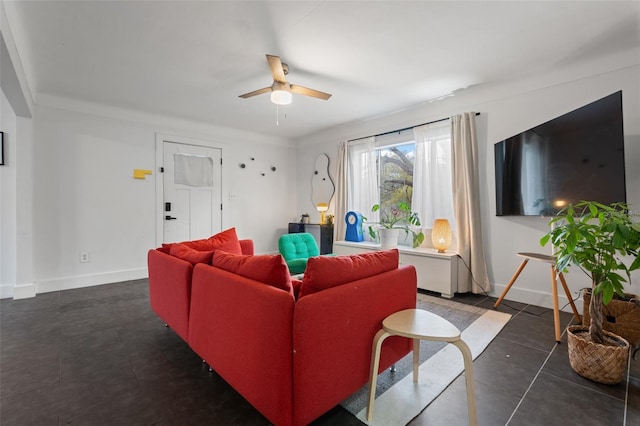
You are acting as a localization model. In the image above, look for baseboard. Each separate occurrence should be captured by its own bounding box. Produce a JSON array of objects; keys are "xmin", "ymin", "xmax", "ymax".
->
[
  {"xmin": 35, "ymin": 268, "xmax": 148, "ymax": 294},
  {"xmin": 0, "ymin": 283, "xmax": 37, "ymax": 299},
  {"xmin": 13, "ymin": 283, "xmax": 37, "ymax": 299},
  {"xmin": 0, "ymin": 284, "xmax": 14, "ymax": 299},
  {"xmin": 489, "ymin": 283, "xmax": 584, "ymax": 314}
]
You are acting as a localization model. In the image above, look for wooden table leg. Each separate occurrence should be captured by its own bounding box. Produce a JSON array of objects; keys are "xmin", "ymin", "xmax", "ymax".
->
[
  {"xmin": 558, "ymin": 272, "xmax": 582, "ymax": 323},
  {"xmin": 494, "ymin": 259, "xmax": 529, "ymax": 308},
  {"xmin": 452, "ymin": 339, "xmax": 478, "ymax": 426},
  {"xmin": 367, "ymin": 329, "xmax": 391, "ymax": 422},
  {"xmin": 550, "ymin": 266, "xmax": 561, "ymax": 343},
  {"xmin": 413, "ymin": 338, "xmax": 420, "ymax": 383}
]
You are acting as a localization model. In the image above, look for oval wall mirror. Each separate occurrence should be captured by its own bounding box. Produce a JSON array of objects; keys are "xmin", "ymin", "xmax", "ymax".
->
[{"xmin": 311, "ymin": 153, "xmax": 335, "ymax": 211}]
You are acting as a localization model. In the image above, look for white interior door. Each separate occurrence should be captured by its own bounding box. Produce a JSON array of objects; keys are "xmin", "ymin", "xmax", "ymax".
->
[{"xmin": 161, "ymin": 141, "xmax": 222, "ymax": 243}]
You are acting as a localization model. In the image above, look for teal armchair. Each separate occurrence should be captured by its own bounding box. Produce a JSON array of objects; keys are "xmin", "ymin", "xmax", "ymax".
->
[{"xmin": 278, "ymin": 233, "xmax": 320, "ymax": 275}]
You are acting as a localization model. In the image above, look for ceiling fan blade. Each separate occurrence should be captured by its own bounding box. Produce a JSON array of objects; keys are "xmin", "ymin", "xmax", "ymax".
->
[
  {"xmin": 238, "ymin": 87, "xmax": 272, "ymax": 99},
  {"xmin": 266, "ymin": 54, "xmax": 287, "ymax": 83},
  {"xmin": 290, "ymin": 84, "xmax": 332, "ymax": 100}
]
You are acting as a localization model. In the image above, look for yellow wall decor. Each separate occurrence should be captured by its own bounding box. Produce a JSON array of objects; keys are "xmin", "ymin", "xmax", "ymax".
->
[{"xmin": 133, "ymin": 169, "xmax": 153, "ymax": 179}]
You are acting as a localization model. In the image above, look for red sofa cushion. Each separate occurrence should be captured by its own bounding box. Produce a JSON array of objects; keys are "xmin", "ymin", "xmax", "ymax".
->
[
  {"xmin": 164, "ymin": 228, "xmax": 243, "ymax": 264},
  {"xmin": 298, "ymin": 249, "xmax": 399, "ymax": 298},
  {"xmin": 162, "ymin": 236, "xmax": 252, "ymax": 256},
  {"xmin": 157, "ymin": 243, "xmax": 173, "ymax": 254},
  {"xmin": 169, "ymin": 244, "xmax": 214, "ymax": 265},
  {"xmin": 184, "ymin": 227, "xmax": 243, "ymax": 254},
  {"xmin": 212, "ymin": 251, "xmax": 293, "ymax": 295}
]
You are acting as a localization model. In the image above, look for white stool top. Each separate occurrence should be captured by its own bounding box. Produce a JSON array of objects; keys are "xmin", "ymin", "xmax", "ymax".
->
[{"xmin": 382, "ymin": 309, "xmax": 461, "ymax": 342}]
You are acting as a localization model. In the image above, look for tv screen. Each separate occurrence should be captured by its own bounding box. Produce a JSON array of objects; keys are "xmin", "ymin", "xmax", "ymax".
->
[{"xmin": 494, "ymin": 91, "xmax": 626, "ymax": 216}]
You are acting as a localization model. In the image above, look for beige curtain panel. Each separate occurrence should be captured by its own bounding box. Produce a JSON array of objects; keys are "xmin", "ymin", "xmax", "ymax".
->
[
  {"xmin": 451, "ymin": 113, "xmax": 490, "ymax": 294},
  {"xmin": 334, "ymin": 141, "xmax": 349, "ymax": 243}
]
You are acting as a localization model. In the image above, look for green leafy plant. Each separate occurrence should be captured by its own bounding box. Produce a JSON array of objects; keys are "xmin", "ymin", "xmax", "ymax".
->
[
  {"xmin": 368, "ymin": 201, "xmax": 425, "ymax": 248},
  {"xmin": 540, "ymin": 201, "xmax": 640, "ymax": 344},
  {"xmin": 325, "ymin": 214, "xmax": 334, "ymax": 227}
]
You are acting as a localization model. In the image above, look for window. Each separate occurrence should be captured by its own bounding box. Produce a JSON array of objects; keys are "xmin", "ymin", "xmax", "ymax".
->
[
  {"xmin": 347, "ymin": 120, "xmax": 455, "ymax": 239},
  {"xmin": 377, "ymin": 142, "xmax": 416, "ymax": 220}
]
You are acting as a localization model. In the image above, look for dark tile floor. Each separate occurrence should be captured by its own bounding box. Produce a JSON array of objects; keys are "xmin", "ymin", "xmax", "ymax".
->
[{"xmin": 0, "ymin": 280, "xmax": 637, "ymax": 425}]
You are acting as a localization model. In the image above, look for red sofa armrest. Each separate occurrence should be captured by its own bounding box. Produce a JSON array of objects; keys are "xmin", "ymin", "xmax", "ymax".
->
[
  {"xmin": 292, "ymin": 265, "xmax": 417, "ymax": 425},
  {"xmin": 147, "ymin": 249, "xmax": 193, "ymax": 341},
  {"xmin": 239, "ymin": 239, "xmax": 254, "ymax": 255}
]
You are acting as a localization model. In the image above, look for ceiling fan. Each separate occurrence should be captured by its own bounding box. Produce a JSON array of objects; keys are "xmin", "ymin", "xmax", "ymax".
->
[{"xmin": 239, "ymin": 54, "xmax": 332, "ymax": 105}]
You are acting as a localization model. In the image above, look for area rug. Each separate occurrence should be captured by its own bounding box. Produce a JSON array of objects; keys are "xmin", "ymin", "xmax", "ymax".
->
[{"xmin": 340, "ymin": 293, "xmax": 512, "ymax": 425}]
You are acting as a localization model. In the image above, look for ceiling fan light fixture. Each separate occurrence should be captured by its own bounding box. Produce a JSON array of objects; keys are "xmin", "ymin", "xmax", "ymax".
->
[
  {"xmin": 271, "ymin": 89, "xmax": 292, "ymax": 105},
  {"xmin": 239, "ymin": 55, "xmax": 331, "ymax": 103}
]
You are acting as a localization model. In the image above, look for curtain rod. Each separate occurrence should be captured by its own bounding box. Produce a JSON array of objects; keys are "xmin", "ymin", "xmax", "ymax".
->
[{"xmin": 348, "ymin": 112, "xmax": 481, "ymax": 142}]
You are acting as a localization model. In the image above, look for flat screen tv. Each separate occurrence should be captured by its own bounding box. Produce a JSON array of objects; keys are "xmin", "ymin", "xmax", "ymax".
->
[{"xmin": 494, "ymin": 91, "xmax": 626, "ymax": 216}]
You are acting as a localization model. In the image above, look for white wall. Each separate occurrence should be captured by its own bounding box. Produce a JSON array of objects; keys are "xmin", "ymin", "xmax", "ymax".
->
[
  {"xmin": 296, "ymin": 60, "xmax": 640, "ymax": 312},
  {"xmin": 30, "ymin": 102, "xmax": 297, "ymax": 294},
  {"xmin": 0, "ymin": 89, "xmax": 17, "ymax": 297},
  {"xmin": 1, "ymin": 2, "xmax": 37, "ymax": 299},
  {"xmin": 0, "ymin": 92, "xmax": 35, "ymax": 299}
]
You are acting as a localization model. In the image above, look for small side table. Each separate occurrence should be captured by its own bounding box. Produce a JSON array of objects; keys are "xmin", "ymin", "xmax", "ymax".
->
[
  {"xmin": 493, "ymin": 252, "xmax": 582, "ymax": 343},
  {"xmin": 366, "ymin": 309, "xmax": 477, "ymax": 425}
]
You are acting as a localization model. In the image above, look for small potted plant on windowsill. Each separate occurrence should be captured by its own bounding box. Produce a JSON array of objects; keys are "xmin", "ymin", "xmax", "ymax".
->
[
  {"xmin": 540, "ymin": 201, "xmax": 640, "ymax": 384},
  {"xmin": 368, "ymin": 201, "xmax": 425, "ymax": 248}
]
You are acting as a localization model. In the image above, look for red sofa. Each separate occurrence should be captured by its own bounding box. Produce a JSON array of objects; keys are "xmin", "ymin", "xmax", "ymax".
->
[
  {"xmin": 148, "ymin": 231, "xmax": 417, "ymax": 426},
  {"xmin": 147, "ymin": 228, "xmax": 254, "ymax": 341}
]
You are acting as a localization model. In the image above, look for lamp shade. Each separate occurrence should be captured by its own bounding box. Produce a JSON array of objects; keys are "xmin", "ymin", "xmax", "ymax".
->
[
  {"xmin": 431, "ymin": 219, "xmax": 452, "ymax": 253},
  {"xmin": 316, "ymin": 203, "xmax": 329, "ymax": 224},
  {"xmin": 271, "ymin": 90, "xmax": 292, "ymax": 105},
  {"xmin": 316, "ymin": 203, "xmax": 329, "ymax": 212}
]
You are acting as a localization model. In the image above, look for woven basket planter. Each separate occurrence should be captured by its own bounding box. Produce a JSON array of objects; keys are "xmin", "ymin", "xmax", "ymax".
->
[
  {"xmin": 582, "ymin": 289, "xmax": 640, "ymax": 347},
  {"xmin": 567, "ymin": 325, "xmax": 629, "ymax": 385}
]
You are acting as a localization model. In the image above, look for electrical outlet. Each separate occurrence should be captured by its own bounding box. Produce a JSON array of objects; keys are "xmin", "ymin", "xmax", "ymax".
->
[{"xmin": 79, "ymin": 252, "xmax": 90, "ymax": 263}]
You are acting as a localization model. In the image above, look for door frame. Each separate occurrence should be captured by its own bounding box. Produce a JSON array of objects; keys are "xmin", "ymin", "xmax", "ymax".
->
[{"xmin": 155, "ymin": 133, "xmax": 226, "ymax": 246}]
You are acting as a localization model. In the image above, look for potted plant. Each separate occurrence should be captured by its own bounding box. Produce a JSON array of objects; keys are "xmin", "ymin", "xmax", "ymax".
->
[
  {"xmin": 368, "ymin": 201, "xmax": 425, "ymax": 248},
  {"xmin": 325, "ymin": 214, "xmax": 334, "ymax": 227},
  {"xmin": 540, "ymin": 201, "xmax": 640, "ymax": 384}
]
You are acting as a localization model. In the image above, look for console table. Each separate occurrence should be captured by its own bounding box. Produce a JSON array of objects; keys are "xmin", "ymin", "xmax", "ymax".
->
[{"xmin": 333, "ymin": 241, "xmax": 465, "ymax": 298}]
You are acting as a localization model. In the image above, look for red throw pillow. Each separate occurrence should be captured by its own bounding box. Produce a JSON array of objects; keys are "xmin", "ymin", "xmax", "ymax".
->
[
  {"xmin": 291, "ymin": 279, "xmax": 303, "ymax": 300},
  {"xmin": 212, "ymin": 251, "xmax": 293, "ymax": 295},
  {"xmin": 298, "ymin": 249, "xmax": 399, "ymax": 298},
  {"xmin": 157, "ymin": 243, "xmax": 173, "ymax": 254},
  {"xmin": 169, "ymin": 244, "xmax": 214, "ymax": 265},
  {"xmin": 183, "ymin": 228, "xmax": 242, "ymax": 254}
]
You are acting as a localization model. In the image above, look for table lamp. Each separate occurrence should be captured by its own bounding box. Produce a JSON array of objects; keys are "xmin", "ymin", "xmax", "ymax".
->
[
  {"xmin": 316, "ymin": 203, "xmax": 329, "ymax": 224},
  {"xmin": 431, "ymin": 219, "xmax": 452, "ymax": 253}
]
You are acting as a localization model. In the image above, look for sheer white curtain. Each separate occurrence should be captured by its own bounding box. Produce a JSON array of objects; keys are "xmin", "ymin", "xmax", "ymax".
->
[
  {"xmin": 348, "ymin": 137, "xmax": 379, "ymax": 223},
  {"xmin": 451, "ymin": 113, "xmax": 490, "ymax": 294},
  {"xmin": 411, "ymin": 120, "xmax": 455, "ymax": 229},
  {"xmin": 334, "ymin": 141, "xmax": 349, "ymax": 242}
]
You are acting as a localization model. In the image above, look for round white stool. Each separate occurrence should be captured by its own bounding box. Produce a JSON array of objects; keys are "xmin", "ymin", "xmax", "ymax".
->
[{"xmin": 366, "ymin": 309, "xmax": 477, "ymax": 425}]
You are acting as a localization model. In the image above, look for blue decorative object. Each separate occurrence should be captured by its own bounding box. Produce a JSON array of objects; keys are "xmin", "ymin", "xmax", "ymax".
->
[{"xmin": 345, "ymin": 211, "xmax": 364, "ymax": 242}]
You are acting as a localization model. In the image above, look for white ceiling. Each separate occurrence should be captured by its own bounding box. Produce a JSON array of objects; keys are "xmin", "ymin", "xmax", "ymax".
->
[{"xmin": 5, "ymin": 0, "xmax": 640, "ymax": 140}]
